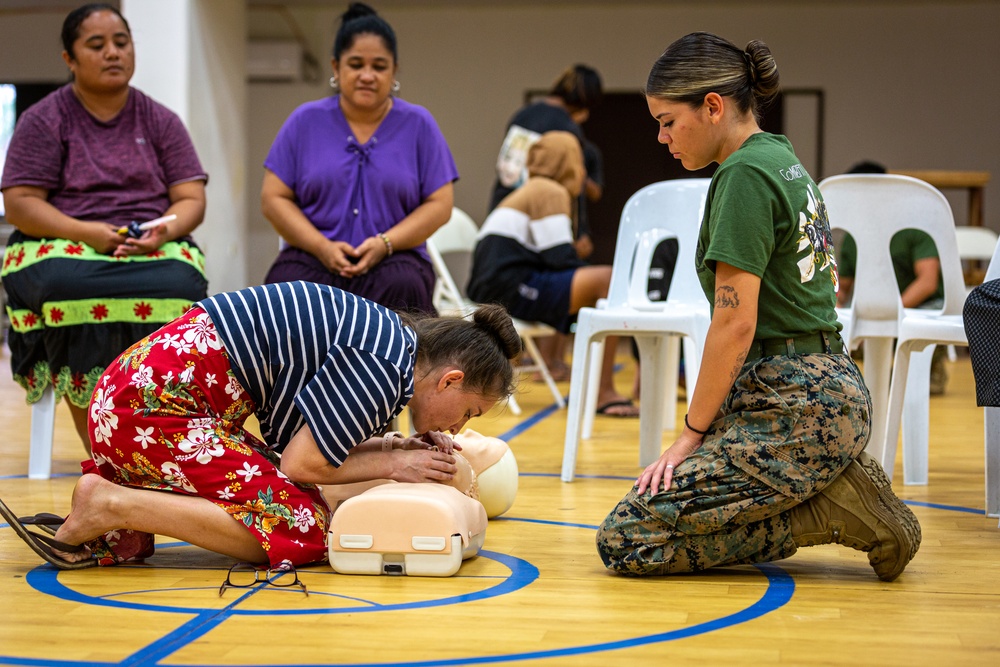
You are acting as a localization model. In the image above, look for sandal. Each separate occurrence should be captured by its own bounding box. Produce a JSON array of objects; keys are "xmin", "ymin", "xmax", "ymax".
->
[
  {"xmin": 0, "ymin": 498, "xmax": 96, "ymax": 570},
  {"xmin": 595, "ymin": 399, "xmax": 641, "ymax": 418},
  {"xmin": 17, "ymin": 512, "xmax": 65, "ymax": 536}
]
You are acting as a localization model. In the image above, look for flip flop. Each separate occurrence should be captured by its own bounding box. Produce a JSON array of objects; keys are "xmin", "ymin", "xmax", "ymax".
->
[
  {"xmin": 17, "ymin": 512, "xmax": 65, "ymax": 536},
  {"xmin": 595, "ymin": 399, "xmax": 641, "ymax": 418},
  {"xmin": 0, "ymin": 498, "xmax": 96, "ymax": 570}
]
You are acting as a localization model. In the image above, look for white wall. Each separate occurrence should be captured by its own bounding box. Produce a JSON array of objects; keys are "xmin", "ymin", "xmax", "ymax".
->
[
  {"xmin": 126, "ymin": 0, "xmax": 191, "ymax": 124},
  {"xmin": 188, "ymin": 0, "xmax": 249, "ymax": 293},
  {"xmin": 125, "ymin": 0, "xmax": 248, "ymax": 294},
  {"xmin": 2, "ymin": 1, "xmax": 998, "ymax": 289}
]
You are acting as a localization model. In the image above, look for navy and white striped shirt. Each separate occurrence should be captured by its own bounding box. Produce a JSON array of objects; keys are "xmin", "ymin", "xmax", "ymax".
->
[{"xmin": 198, "ymin": 281, "xmax": 416, "ymax": 466}]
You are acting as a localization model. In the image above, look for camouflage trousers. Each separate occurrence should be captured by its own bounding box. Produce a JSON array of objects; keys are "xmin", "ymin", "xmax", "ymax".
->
[{"xmin": 596, "ymin": 353, "xmax": 872, "ymax": 575}]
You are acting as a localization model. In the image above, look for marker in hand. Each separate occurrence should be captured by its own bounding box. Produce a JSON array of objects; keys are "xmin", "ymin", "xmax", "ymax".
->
[{"xmin": 117, "ymin": 214, "xmax": 177, "ymax": 239}]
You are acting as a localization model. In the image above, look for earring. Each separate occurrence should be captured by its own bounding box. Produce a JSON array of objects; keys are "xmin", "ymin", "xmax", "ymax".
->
[
  {"xmin": 392, "ymin": 80, "xmax": 401, "ymax": 94},
  {"xmin": 329, "ymin": 76, "xmax": 340, "ymax": 93}
]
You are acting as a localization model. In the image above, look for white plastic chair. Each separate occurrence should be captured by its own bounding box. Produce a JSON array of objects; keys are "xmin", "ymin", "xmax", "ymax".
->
[
  {"xmin": 822, "ymin": 174, "xmax": 967, "ymax": 487},
  {"xmin": 29, "ymin": 387, "xmax": 57, "ymax": 479},
  {"xmin": 426, "ymin": 207, "xmax": 565, "ymax": 415},
  {"xmin": 561, "ymin": 179, "xmax": 711, "ymax": 482},
  {"xmin": 3, "ymin": 227, "xmax": 57, "ymax": 478},
  {"xmin": 883, "ymin": 188, "xmax": 969, "ymax": 487},
  {"xmin": 951, "ymin": 226, "xmax": 999, "ymax": 363},
  {"xmin": 989, "ymin": 408, "xmax": 1000, "ymax": 521},
  {"xmin": 955, "ymin": 226, "xmax": 999, "ymax": 289}
]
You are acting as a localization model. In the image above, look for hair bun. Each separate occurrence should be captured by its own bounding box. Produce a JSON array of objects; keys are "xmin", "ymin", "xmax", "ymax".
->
[
  {"xmin": 343, "ymin": 2, "xmax": 377, "ymax": 22},
  {"xmin": 743, "ymin": 40, "xmax": 780, "ymax": 102},
  {"xmin": 472, "ymin": 304, "xmax": 522, "ymax": 361}
]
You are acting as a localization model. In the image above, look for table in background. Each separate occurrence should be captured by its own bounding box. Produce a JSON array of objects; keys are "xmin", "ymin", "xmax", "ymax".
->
[{"xmin": 890, "ymin": 169, "xmax": 990, "ymax": 227}]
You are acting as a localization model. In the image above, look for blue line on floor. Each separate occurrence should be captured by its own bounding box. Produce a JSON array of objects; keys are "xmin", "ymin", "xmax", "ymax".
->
[
  {"xmin": 497, "ymin": 397, "xmax": 568, "ymax": 442},
  {"xmin": 903, "ymin": 499, "xmax": 987, "ymax": 514}
]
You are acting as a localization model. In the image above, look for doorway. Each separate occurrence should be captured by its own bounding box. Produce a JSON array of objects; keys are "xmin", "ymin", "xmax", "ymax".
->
[{"xmin": 579, "ymin": 90, "xmax": 823, "ymax": 266}]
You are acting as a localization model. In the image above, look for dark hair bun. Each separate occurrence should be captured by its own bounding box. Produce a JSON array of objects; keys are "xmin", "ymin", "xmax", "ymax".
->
[
  {"xmin": 333, "ymin": 2, "xmax": 397, "ymax": 61},
  {"xmin": 744, "ymin": 40, "xmax": 780, "ymax": 106},
  {"xmin": 472, "ymin": 304, "xmax": 521, "ymax": 361},
  {"xmin": 343, "ymin": 2, "xmax": 377, "ymax": 22}
]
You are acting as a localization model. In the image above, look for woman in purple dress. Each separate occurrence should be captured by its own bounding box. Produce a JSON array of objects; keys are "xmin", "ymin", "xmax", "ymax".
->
[{"xmin": 261, "ymin": 3, "xmax": 458, "ymax": 314}]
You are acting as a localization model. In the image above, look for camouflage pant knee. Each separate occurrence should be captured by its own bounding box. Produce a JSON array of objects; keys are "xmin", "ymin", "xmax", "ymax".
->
[{"xmin": 596, "ymin": 353, "xmax": 872, "ymax": 576}]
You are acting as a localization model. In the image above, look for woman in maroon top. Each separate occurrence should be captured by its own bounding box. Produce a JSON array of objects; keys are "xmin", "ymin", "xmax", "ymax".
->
[{"xmin": 1, "ymin": 3, "xmax": 209, "ymax": 454}]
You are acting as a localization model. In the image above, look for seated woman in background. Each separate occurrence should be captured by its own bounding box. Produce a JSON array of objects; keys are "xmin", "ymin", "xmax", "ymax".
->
[
  {"xmin": 261, "ymin": 2, "xmax": 458, "ymax": 314},
  {"xmin": 0, "ymin": 3, "xmax": 209, "ymax": 454},
  {"xmin": 468, "ymin": 131, "xmax": 639, "ymax": 417}
]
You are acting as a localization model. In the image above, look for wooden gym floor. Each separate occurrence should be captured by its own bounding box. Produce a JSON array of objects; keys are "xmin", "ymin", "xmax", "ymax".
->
[{"xmin": 1, "ymin": 343, "xmax": 998, "ymax": 667}]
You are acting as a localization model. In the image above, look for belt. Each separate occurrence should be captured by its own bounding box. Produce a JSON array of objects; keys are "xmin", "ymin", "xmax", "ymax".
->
[{"xmin": 745, "ymin": 331, "xmax": 845, "ymax": 363}]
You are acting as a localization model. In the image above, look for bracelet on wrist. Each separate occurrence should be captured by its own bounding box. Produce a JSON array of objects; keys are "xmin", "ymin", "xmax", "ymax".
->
[
  {"xmin": 382, "ymin": 430, "xmax": 403, "ymax": 452},
  {"xmin": 377, "ymin": 232, "xmax": 393, "ymax": 256},
  {"xmin": 684, "ymin": 414, "xmax": 710, "ymax": 436}
]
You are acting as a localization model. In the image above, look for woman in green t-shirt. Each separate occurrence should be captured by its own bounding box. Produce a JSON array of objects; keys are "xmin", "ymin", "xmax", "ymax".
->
[{"xmin": 596, "ymin": 32, "xmax": 920, "ymax": 582}]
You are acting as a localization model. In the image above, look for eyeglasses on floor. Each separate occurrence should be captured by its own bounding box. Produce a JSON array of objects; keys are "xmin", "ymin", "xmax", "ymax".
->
[{"xmin": 218, "ymin": 561, "xmax": 309, "ymax": 597}]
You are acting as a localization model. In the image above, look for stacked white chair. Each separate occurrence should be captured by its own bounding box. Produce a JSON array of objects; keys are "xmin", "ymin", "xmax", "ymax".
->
[
  {"xmin": 426, "ymin": 207, "xmax": 565, "ymax": 416},
  {"xmin": 561, "ymin": 179, "xmax": 711, "ymax": 482},
  {"xmin": 821, "ymin": 174, "xmax": 968, "ymax": 487}
]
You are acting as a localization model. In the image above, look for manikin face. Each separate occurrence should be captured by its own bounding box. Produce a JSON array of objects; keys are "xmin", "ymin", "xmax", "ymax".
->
[
  {"xmin": 646, "ymin": 95, "xmax": 719, "ymax": 171},
  {"xmin": 63, "ymin": 10, "xmax": 134, "ymax": 94},
  {"xmin": 331, "ymin": 32, "xmax": 397, "ymax": 113},
  {"xmin": 408, "ymin": 368, "xmax": 497, "ymax": 436}
]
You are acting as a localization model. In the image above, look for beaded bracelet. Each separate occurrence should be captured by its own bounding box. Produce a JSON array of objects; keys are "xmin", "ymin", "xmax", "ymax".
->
[
  {"xmin": 377, "ymin": 232, "xmax": 393, "ymax": 256},
  {"xmin": 684, "ymin": 414, "xmax": 710, "ymax": 436}
]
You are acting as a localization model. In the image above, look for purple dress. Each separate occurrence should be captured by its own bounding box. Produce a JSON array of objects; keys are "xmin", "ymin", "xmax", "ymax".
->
[
  {"xmin": 0, "ymin": 85, "xmax": 208, "ymax": 408},
  {"xmin": 263, "ymin": 96, "xmax": 458, "ymax": 313}
]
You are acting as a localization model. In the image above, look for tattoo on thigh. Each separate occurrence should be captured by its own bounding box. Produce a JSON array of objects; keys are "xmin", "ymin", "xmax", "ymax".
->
[{"xmin": 715, "ymin": 285, "xmax": 740, "ymax": 309}]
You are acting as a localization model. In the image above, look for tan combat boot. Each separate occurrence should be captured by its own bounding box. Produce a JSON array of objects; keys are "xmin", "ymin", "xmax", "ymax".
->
[{"xmin": 790, "ymin": 451, "xmax": 921, "ymax": 581}]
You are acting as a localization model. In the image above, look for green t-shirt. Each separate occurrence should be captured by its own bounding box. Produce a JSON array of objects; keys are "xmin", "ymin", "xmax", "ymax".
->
[
  {"xmin": 838, "ymin": 229, "xmax": 944, "ymax": 305},
  {"xmin": 696, "ymin": 133, "xmax": 840, "ymax": 339}
]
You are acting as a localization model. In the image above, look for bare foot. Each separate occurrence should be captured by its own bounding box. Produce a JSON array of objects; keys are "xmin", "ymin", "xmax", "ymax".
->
[{"xmin": 51, "ymin": 474, "xmax": 121, "ymax": 563}]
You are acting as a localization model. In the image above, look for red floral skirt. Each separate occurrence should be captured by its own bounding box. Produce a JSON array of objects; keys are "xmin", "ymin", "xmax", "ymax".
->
[{"xmin": 85, "ymin": 307, "xmax": 332, "ymax": 567}]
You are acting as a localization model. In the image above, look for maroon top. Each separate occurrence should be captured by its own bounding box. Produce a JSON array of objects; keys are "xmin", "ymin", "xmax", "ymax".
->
[{"xmin": 1, "ymin": 84, "xmax": 207, "ymax": 227}]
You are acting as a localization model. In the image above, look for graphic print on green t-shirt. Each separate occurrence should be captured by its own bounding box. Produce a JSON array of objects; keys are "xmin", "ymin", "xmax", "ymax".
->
[{"xmin": 795, "ymin": 182, "xmax": 839, "ymax": 289}]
